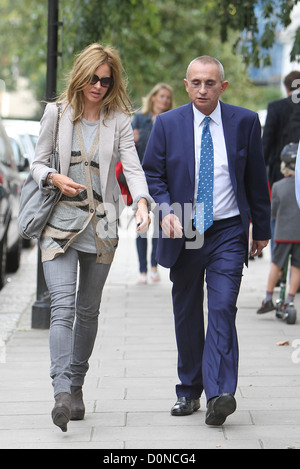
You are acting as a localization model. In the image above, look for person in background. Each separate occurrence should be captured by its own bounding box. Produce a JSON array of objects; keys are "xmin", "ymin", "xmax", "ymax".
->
[
  {"xmin": 31, "ymin": 43, "xmax": 153, "ymax": 432},
  {"xmin": 257, "ymin": 143, "xmax": 300, "ymax": 314},
  {"xmin": 262, "ymin": 71, "xmax": 300, "ymax": 259},
  {"xmin": 132, "ymin": 83, "xmax": 173, "ymax": 284}
]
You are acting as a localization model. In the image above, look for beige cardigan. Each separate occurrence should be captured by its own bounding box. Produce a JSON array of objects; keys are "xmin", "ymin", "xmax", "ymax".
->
[{"xmin": 31, "ymin": 102, "xmax": 154, "ymax": 224}]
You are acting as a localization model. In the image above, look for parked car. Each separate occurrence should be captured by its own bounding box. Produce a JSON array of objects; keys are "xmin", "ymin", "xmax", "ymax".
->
[
  {"xmin": 0, "ymin": 118, "xmax": 23, "ymax": 289},
  {"xmin": 2, "ymin": 119, "xmax": 38, "ymax": 184},
  {"xmin": 21, "ymin": 120, "xmax": 40, "ymax": 149},
  {"xmin": 3, "ymin": 119, "xmax": 40, "ymax": 248},
  {"xmin": 5, "ymin": 133, "xmax": 30, "ymax": 184}
]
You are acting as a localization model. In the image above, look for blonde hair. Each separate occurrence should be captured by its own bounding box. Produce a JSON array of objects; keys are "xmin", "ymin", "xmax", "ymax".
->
[
  {"xmin": 57, "ymin": 43, "xmax": 132, "ymax": 122},
  {"xmin": 141, "ymin": 83, "xmax": 174, "ymax": 114}
]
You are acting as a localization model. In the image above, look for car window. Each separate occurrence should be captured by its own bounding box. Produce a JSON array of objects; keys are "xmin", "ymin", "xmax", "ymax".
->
[
  {"xmin": 29, "ymin": 134, "xmax": 38, "ymax": 147},
  {"xmin": 0, "ymin": 122, "xmax": 14, "ymax": 167},
  {"xmin": 9, "ymin": 137, "xmax": 22, "ymax": 164}
]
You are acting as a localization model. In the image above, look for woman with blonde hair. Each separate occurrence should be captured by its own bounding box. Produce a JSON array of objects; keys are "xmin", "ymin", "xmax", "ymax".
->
[
  {"xmin": 132, "ymin": 83, "xmax": 173, "ymax": 283},
  {"xmin": 31, "ymin": 43, "xmax": 153, "ymax": 432}
]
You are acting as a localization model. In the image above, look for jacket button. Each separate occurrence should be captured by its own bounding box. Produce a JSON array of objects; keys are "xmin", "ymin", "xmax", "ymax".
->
[{"xmin": 90, "ymin": 208, "xmax": 94, "ymax": 213}]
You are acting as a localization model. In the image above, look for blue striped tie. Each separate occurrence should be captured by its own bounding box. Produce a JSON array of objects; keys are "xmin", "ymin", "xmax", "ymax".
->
[{"xmin": 194, "ymin": 116, "xmax": 214, "ymax": 234}]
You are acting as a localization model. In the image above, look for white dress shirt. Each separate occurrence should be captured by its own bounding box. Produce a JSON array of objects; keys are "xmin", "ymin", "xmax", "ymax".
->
[{"xmin": 193, "ymin": 102, "xmax": 239, "ymax": 220}]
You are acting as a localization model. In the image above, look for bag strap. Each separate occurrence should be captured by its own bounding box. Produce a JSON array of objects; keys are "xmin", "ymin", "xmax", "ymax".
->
[
  {"xmin": 54, "ymin": 104, "xmax": 61, "ymax": 152},
  {"xmin": 51, "ymin": 104, "xmax": 61, "ymax": 171}
]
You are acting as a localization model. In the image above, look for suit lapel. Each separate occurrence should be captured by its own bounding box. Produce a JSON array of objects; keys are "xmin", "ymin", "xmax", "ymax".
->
[
  {"xmin": 180, "ymin": 103, "xmax": 195, "ymax": 189},
  {"xmin": 220, "ymin": 101, "xmax": 237, "ymax": 190}
]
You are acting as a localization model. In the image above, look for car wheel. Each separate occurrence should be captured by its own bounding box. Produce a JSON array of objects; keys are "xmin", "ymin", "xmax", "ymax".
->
[
  {"xmin": 0, "ymin": 234, "xmax": 7, "ymax": 290},
  {"xmin": 6, "ymin": 236, "xmax": 22, "ymax": 273},
  {"xmin": 23, "ymin": 238, "xmax": 32, "ymax": 248}
]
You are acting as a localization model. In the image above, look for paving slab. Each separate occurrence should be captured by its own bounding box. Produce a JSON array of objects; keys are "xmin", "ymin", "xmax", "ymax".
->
[{"xmin": 0, "ymin": 209, "xmax": 300, "ymax": 449}]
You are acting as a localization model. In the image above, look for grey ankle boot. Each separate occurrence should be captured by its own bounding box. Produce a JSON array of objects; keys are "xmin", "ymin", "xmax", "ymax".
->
[
  {"xmin": 51, "ymin": 392, "xmax": 72, "ymax": 432},
  {"xmin": 71, "ymin": 386, "xmax": 85, "ymax": 420}
]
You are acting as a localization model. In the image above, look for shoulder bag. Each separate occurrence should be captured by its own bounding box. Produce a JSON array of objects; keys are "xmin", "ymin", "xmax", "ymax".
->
[{"xmin": 18, "ymin": 104, "xmax": 62, "ymax": 240}]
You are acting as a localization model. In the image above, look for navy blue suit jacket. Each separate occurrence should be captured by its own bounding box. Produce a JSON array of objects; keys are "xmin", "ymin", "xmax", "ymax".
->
[{"xmin": 143, "ymin": 101, "xmax": 271, "ymax": 268}]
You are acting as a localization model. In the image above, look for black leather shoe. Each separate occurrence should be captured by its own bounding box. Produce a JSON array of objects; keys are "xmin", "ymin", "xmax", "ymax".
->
[
  {"xmin": 71, "ymin": 386, "xmax": 85, "ymax": 421},
  {"xmin": 51, "ymin": 392, "xmax": 72, "ymax": 432},
  {"xmin": 205, "ymin": 393, "xmax": 236, "ymax": 425},
  {"xmin": 171, "ymin": 397, "xmax": 200, "ymax": 416}
]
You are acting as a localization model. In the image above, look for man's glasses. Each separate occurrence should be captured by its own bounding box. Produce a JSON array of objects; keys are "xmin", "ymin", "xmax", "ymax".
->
[
  {"xmin": 90, "ymin": 75, "xmax": 113, "ymax": 88},
  {"xmin": 188, "ymin": 80, "xmax": 217, "ymax": 89}
]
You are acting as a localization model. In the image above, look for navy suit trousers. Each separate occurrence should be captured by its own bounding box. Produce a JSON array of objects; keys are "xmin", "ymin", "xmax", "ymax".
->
[{"xmin": 169, "ymin": 216, "xmax": 247, "ymax": 402}]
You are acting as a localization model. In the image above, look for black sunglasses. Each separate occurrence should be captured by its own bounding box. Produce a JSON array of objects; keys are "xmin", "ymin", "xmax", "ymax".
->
[{"xmin": 90, "ymin": 74, "xmax": 113, "ymax": 88}]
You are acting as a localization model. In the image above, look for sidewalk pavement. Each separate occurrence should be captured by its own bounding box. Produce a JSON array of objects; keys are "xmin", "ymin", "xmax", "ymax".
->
[{"xmin": 0, "ymin": 209, "xmax": 300, "ymax": 449}]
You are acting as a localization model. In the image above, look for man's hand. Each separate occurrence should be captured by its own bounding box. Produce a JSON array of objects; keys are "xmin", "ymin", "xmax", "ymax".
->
[
  {"xmin": 161, "ymin": 213, "xmax": 183, "ymax": 238},
  {"xmin": 251, "ymin": 240, "xmax": 269, "ymax": 257}
]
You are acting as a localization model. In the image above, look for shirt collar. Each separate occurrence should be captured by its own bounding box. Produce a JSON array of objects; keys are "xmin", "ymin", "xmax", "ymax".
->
[{"xmin": 192, "ymin": 101, "xmax": 221, "ymax": 127}]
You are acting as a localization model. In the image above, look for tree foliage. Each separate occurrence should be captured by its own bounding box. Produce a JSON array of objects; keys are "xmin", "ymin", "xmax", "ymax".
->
[
  {"xmin": 1, "ymin": 0, "xmax": 293, "ymax": 115},
  {"xmin": 216, "ymin": 0, "xmax": 300, "ymax": 67}
]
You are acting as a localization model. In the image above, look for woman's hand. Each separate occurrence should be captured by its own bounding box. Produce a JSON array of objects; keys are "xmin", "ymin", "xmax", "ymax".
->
[
  {"xmin": 136, "ymin": 198, "xmax": 151, "ymax": 233},
  {"xmin": 52, "ymin": 173, "xmax": 86, "ymax": 197}
]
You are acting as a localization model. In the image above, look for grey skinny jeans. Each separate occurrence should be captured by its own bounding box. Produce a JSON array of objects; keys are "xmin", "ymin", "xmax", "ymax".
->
[{"xmin": 43, "ymin": 247, "xmax": 111, "ymax": 396}]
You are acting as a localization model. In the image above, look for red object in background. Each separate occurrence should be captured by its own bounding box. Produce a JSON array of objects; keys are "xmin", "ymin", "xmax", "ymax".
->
[{"xmin": 115, "ymin": 161, "xmax": 133, "ymax": 206}]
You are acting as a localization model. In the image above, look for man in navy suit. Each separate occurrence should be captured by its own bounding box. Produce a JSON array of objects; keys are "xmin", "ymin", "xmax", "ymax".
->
[
  {"xmin": 143, "ymin": 56, "xmax": 271, "ymax": 425},
  {"xmin": 263, "ymin": 71, "xmax": 300, "ymax": 188}
]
